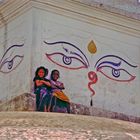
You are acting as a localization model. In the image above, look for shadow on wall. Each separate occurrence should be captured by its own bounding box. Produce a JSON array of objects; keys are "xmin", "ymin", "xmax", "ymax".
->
[{"xmin": 0, "ymin": 93, "xmax": 139, "ymax": 123}]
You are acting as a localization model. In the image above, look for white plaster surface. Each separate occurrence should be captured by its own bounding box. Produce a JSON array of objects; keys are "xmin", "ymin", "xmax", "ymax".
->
[
  {"xmin": 31, "ymin": 8, "xmax": 140, "ymax": 116},
  {"xmin": 0, "ymin": 10, "xmax": 32, "ymax": 101},
  {"xmin": 0, "ymin": 1, "xmax": 140, "ymax": 117}
]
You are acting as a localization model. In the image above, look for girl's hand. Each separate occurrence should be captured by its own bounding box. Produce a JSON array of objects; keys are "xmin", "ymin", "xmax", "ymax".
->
[
  {"xmin": 60, "ymin": 83, "xmax": 64, "ymax": 88},
  {"xmin": 57, "ymin": 82, "xmax": 65, "ymax": 89}
]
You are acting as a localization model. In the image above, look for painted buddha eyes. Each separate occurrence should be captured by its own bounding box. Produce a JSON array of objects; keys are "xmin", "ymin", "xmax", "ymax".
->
[
  {"xmin": 44, "ymin": 41, "xmax": 89, "ymax": 70},
  {"xmin": 95, "ymin": 55, "xmax": 137, "ymax": 82},
  {"xmin": 44, "ymin": 40, "xmax": 137, "ymax": 82},
  {"xmin": 0, "ymin": 44, "xmax": 24, "ymax": 73}
]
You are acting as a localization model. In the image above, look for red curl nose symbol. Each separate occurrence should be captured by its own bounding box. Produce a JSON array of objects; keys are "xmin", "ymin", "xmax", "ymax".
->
[{"xmin": 88, "ymin": 71, "xmax": 98, "ymax": 96}]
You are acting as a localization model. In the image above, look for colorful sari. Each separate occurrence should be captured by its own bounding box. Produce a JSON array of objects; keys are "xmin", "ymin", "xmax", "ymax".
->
[
  {"xmin": 48, "ymin": 90, "xmax": 70, "ymax": 113},
  {"xmin": 36, "ymin": 79, "xmax": 70, "ymax": 113},
  {"xmin": 33, "ymin": 77, "xmax": 51, "ymax": 111}
]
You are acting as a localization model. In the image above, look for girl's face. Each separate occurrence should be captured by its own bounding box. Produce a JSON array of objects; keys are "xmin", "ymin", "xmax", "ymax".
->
[
  {"xmin": 38, "ymin": 69, "xmax": 45, "ymax": 78},
  {"xmin": 52, "ymin": 71, "xmax": 59, "ymax": 81}
]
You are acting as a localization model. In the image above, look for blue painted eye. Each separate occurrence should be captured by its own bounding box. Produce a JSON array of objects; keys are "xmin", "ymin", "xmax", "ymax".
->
[
  {"xmin": 62, "ymin": 56, "xmax": 72, "ymax": 65},
  {"xmin": 44, "ymin": 40, "xmax": 89, "ymax": 70},
  {"xmin": 95, "ymin": 55, "xmax": 137, "ymax": 82},
  {"xmin": 0, "ymin": 44, "xmax": 24, "ymax": 73}
]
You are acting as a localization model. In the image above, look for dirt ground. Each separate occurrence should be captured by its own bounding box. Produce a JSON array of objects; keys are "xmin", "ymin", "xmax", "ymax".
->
[{"xmin": 0, "ymin": 112, "xmax": 140, "ymax": 140}]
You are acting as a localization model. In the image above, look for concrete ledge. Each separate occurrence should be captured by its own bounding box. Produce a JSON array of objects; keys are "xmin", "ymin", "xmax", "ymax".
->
[
  {"xmin": 0, "ymin": 93, "xmax": 36, "ymax": 111},
  {"xmin": 0, "ymin": 93, "xmax": 139, "ymax": 123},
  {"xmin": 90, "ymin": 107, "xmax": 140, "ymax": 123}
]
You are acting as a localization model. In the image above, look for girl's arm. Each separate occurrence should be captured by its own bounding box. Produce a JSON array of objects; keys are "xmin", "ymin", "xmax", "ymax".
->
[
  {"xmin": 41, "ymin": 80, "xmax": 51, "ymax": 87},
  {"xmin": 35, "ymin": 80, "xmax": 51, "ymax": 87},
  {"xmin": 35, "ymin": 80, "xmax": 43, "ymax": 87}
]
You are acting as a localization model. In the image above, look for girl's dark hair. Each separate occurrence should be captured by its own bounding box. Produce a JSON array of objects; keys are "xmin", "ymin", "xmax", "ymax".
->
[
  {"xmin": 35, "ymin": 66, "xmax": 48, "ymax": 78},
  {"xmin": 50, "ymin": 69, "xmax": 60, "ymax": 80}
]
